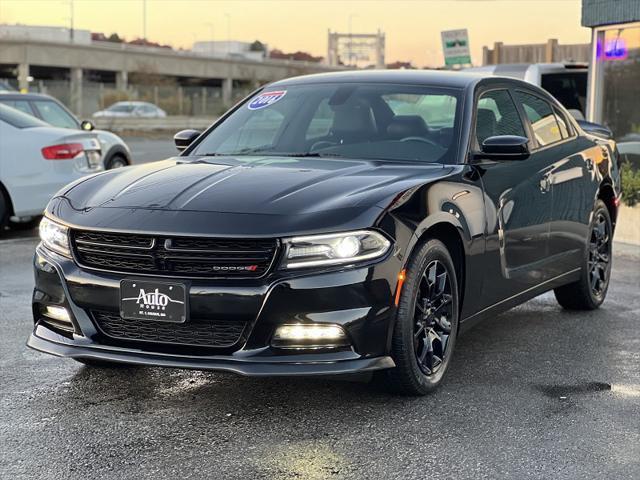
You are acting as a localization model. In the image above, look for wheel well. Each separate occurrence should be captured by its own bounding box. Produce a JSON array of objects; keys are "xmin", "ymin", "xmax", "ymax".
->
[
  {"xmin": 598, "ymin": 183, "xmax": 617, "ymax": 227},
  {"xmin": 417, "ymin": 223, "xmax": 466, "ymax": 310},
  {"xmin": 0, "ymin": 180, "xmax": 14, "ymax": 219}
]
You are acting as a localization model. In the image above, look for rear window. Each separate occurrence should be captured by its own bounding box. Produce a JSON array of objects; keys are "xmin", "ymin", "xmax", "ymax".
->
[{"xmin": 0, "ymin": 103, "xmax": 47, "ymax": 128}]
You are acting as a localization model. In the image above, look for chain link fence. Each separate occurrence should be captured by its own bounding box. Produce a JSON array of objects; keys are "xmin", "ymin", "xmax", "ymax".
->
[{"xmin": 11, "ymin": 80, "xmax": 252, "ymax": 118}]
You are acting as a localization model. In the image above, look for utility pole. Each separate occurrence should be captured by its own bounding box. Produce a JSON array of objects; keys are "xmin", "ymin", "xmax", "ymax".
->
[{"xmin": 142, "ymin": 0, "xmax": 147, "ymax": 41}]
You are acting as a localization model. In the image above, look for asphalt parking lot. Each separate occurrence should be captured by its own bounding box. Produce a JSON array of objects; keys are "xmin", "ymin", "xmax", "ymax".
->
[
  {"xmin": 1, "ymin": 226, "xmax": 639, "ymax": 479},
  {"xmin": 123, "ymin": 135, "xmax": 177, "ymax": 164}
]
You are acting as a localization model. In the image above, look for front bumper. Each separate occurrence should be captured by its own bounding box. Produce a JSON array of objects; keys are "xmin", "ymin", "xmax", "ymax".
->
[{"xmin": 29, "ymin": 245, "xmax": 400, "ymax": 376}]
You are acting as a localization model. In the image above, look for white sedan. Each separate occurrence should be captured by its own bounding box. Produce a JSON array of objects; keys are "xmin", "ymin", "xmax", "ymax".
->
[
  {"xmin": 0, "ymin": 104, "xmax": 103, "ymax": 228},
  {"xmin": 92, "ymin": 101, "xmax": 167, "ymax": 118}
]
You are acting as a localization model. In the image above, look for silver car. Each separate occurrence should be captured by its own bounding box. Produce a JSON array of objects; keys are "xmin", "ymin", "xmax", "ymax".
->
[
  {"xmin": 0, "ymin": 104, "xmax": 103, "ymax": 228},
  {"xmin": 0, "ymin": 92, "xmax": 132, "ymax": 169},
  {"xmin": 465, "ymin": 62, "xmax": 588, "ymax": 117},
  {"xmin": 93, "ymin": 101, "xmax": 167, "ymax": 119}
]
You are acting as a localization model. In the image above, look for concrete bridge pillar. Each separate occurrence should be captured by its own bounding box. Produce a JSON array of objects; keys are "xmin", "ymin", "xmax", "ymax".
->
[
  {"xmin": 222, "ymin": 78, "xmax": 233, "ymax": 106},
  {"xmin": 17, "ymin": 63, "xmax": 30, "ymax": 92},
  {"xmin": 70, "ymin": 67, "xmax": 83, "ymax": 116},
  {"xmin": 116, "ymin": 70, "xmax": 128, "ymax": 91}
]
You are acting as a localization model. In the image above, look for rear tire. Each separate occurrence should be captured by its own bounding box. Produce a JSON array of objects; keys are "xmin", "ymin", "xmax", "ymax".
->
[
  {"xmin": 9, "ymin": 216, "xmax": 41, "ymax": 231},
  {"xmin": 105, "ymin": 154, "xmax": 128, "ymax": 170},
  {"xmin": 382, "ymin": 239, "xmax": 460, "ymax": 395},
  {"xmin": 554, "ymin": 200, "xmax": 612, "ymax": 310},
  {"xmin": 0, "ymin": 191, "xmax": 8, "ymax": 230}
]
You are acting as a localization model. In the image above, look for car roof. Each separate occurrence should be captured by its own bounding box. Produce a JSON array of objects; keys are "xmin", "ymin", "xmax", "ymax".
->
[
  {"xmin": 0, "ymin": 92, "xmax": 60, "ymax": 101},
  {"xmin": 268, "ymin": 70, "xmax": 490, "ymax": 89},
  {"xmin": 113, "ymin": 101, "xmax": 150, "ymax": 106}
]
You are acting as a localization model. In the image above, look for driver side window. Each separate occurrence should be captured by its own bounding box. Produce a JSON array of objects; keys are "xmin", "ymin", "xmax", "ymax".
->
[{"xmin": 475, "ymin": 90, "xmax": 526, "ymax": 146}]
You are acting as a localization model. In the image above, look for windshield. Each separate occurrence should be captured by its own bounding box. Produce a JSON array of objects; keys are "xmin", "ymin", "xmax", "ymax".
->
[
  {"xmin": 191, "ymin": 83, "xmax": 462, "ymax": 163},
  {"xmin": 108, "ymin": 103, "xmax": 136, "ymax": 112},
  {"xmin": 0, "ymin": 103, "xmax": 48, "ymax": 128}
]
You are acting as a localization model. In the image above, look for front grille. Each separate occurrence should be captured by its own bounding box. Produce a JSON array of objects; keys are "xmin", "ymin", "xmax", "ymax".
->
[
  {"xmin": 92, "ymin": 310, "xmax": 246, "ymax": 348},
  {"xmin": 71, "ymin": 230, "xmax": 278, "ymax": 278}
]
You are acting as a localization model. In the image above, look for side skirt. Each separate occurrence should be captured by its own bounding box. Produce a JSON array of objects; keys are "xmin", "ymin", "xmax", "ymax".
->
[{"xmin": 459, "ymin": 268, "xmax": 581, "ymax": 334}]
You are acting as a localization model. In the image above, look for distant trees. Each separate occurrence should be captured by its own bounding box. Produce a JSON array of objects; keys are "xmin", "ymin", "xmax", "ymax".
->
[
  {"xmin": 249, "ymin": 40, "xmax": 266, "ymax": 52},
  {"xmin": 386, "ymin": 61, "xmax": 415, "ymax": 70},
  {"xmin": 269, "ymin": 49, "xmax": 323, "ymax": 63}
]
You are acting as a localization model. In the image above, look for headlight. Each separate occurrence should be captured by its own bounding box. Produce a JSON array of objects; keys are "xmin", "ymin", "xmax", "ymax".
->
[
  {"xmin": 39, "ymin": 217, "xmax": 71, "ymax": 257},
  {"xmin": 281, "ymin": 230, "xmax": 391, "ymax": 269}
]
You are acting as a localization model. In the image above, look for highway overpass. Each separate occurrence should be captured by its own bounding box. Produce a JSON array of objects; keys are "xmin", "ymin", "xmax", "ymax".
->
[{"xmin": 0, "ymin": 38, "xmax": 342, "ymax": 114}]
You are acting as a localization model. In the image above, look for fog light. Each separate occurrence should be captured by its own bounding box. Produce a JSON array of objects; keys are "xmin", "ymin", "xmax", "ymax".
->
[
  {"xmin": 41, "ymin": 305, "xmax": 74, "ymax": 332},
  {"xmin": 41, "ymin": 305, "xmax": 72, "ymax": 325},
  {"xmin": 272, "ymin": 324, "xmax": 349, "ymax": 348}
]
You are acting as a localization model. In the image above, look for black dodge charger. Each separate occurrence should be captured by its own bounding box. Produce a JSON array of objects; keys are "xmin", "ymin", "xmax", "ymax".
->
[{"xmin": 29, "ymin": 71, "xmax": 621, "ymax": 395}]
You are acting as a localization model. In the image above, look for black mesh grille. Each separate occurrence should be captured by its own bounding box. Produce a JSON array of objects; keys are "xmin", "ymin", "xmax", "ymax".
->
[
  {"xmin": 92, "ymin": 310, "xmax": 246, "ymax": 348},
  {"xmin": 71, "ymin": 230, "xmax": 278, "ymax": 278}
]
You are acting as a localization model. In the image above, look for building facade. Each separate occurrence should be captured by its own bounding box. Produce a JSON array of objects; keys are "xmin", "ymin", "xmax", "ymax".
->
[{"xmin": 583, "ymin": 0, "xmax": 640, "ymax": 140}]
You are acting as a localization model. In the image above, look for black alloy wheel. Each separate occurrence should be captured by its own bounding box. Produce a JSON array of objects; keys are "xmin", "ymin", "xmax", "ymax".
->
[
  {"xmin": 587, "ymin": 211, "xmax": 611, "ymax": 298},
  {"xmin": 382, "ymin": 239, "xmax": 459, "ymax": 395},
  {"xmin": 414, "ymin": 260, "xmax": 453, "ymax": 376},
  {"xmin": 554, "ymin": 199, "xmax": 613, "ymax": 310}
]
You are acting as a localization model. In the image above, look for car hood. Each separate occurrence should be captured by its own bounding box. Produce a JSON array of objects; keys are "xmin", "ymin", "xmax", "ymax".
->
[{"xmin": 58, "ymin": 156, "xmax": 451, "ymax": 215}]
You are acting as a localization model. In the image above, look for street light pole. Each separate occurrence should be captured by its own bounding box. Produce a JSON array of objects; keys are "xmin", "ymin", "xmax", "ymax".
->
[
  {"xmin": 205, "ymin": 22, "xmax": 215, "ymax": 56},
  {"xmin": 63, "ymin": 0, "xmax": 74, "ymax": 42},
  {"xmin": 142, "ymin": 0, "xmax": 147, "ymax": 41},
  {"xmin": 348, "ymin": 14, "xmax": 357, "ymax": 67}
]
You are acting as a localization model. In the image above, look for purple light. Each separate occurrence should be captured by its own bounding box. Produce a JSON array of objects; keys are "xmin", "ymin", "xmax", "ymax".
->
[{"xmin": 604, "ymin": 37, "xmax": 628, "ymax": 60}]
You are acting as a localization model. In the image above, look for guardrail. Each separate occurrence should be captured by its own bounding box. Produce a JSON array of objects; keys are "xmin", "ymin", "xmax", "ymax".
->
[{"xmin": 93, "ymin": 116, "xmax": 216, "ymax": 132}]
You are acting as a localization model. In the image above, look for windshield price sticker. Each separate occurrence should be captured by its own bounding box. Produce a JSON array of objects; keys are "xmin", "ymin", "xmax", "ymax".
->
[{"xmin": 248, "ymin": 90, "xmax": 287, "ymax": 110}]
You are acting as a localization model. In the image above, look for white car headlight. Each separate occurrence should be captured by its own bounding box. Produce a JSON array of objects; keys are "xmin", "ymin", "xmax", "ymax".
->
[
  {"xmin": 39, "ymin": 217, "xmax": 71, "ymax": 257},
  {"xmin": 281, "ymin": 230, "xmax": 391, "ymax": 269}
]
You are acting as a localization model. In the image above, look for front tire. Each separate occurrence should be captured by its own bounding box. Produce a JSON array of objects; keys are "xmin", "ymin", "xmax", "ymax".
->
[
  {"xmin": 554, "ymin": 200, "xmax": 612, "ymax": 310},
  {"xmin": 383, "ymin": 239, "xmax": 460, "ymax": 395}
]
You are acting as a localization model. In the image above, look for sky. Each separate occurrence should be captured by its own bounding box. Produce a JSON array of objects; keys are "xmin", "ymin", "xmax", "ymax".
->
[{"xmin": 0, "ymin": 0, "xmax": 591, "ymax": 66}]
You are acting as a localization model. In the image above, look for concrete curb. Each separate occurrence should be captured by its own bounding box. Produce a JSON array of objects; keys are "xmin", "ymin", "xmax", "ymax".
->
[{"xmin": 615, "ymin": 204, "xmax": 640, "ymax": 246}]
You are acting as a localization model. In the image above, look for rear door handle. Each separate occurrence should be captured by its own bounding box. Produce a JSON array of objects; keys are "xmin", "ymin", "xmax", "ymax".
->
[
  {"xmin": 585, "ymin": 158, "xmax": 595, "ymax": 171},
  {"xmin": 539, "ymin": 174, "xmax": 551, "ymax": 193}
]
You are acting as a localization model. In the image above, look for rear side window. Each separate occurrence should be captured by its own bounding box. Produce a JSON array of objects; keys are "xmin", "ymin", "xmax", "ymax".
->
[
  {"xmin": 515, "ymin": 91, "xmax": 563, "ymax": 147},
  {"xmin": 475, "ymin": 89, "xmax": 526, "ymax": 145},
  {"xmin": 0, "ymin": 99, "xmax": 35, "ymax": 116},
  {"xmin": 0, "ymin": 103, "xmax": 47, "ymax": 128}
]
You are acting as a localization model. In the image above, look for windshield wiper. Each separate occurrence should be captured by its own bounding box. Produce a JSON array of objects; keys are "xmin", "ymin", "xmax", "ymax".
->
[{"xmin": 197, "ymin": 144, "xmax": 276, "ymax": 157}]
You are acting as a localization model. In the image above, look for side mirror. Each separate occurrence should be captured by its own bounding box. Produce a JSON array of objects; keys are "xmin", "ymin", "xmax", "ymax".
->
[
  {"xmin": 576, "ymin": 120, "xmax": 613, "ymax": 140},
  {"xmin": 478, "ymin": 135, "xmax": 530, "ymax": 161},
  {"xmin": 80, "ymin": 120, "xmax": 95, "ymax": 131},
  {"xmin": 174, "ymin": 129, "xmax": 201, "ymax": 152}
]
